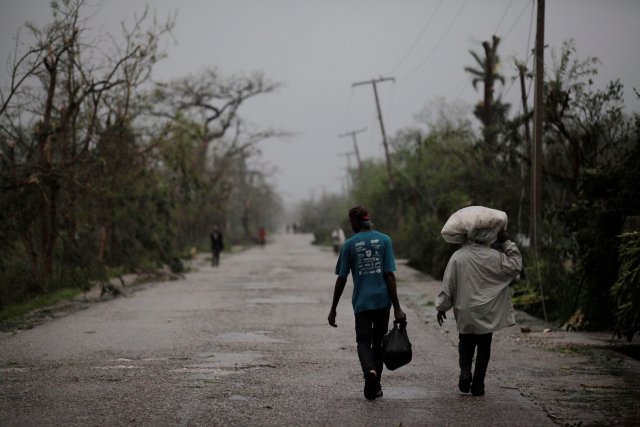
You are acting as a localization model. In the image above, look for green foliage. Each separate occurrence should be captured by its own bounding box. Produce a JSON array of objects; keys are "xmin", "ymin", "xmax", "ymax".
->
[
  {"xmin": 611, "ymin": 233, "xmax": 640, "ymax": 341},
  {"xmin": 504, "ymin": 41, "xmax": 640, "ymax": 331},
  {"xmin": 514, "ymin": 216, "xmax": 579, "ymax": 321},
  {"xmin": 0, "ymin": 239, "xmax": 34, "ymax": 310},
  {"xmin": 527, "ymin": 41, "xmax": 640, "ymax": 329},
  {"xmin": 296, "ymin": 193, "xmax": 351, "ymax": 245},
  {"xmin": 0, "ymin": 1, "xmax": 282, "ymax": 312},
  {"xmin": 387, "ymin": 125, "xmax": 474, "ymax": 277},
  {"xmin": 299, "ymin": 40, "xmax": 639, "ymax": 335},
  {"xmin": 385, "ymin": 99, "xmax": 527, "ymax": 278}
]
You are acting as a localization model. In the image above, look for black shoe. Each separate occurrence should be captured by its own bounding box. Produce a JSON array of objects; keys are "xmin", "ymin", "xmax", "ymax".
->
[
  {"xmin": 364, "ymin": 370, "xmax": 377, "ymax": 400},
  {"xmin": 458, "ymin": 373, "xmax": 472, "ymax": 393},
  {"xmin": 373, "ymin": 381, "xmax": 383, "ymax": 399},
  {"xmin": 470, "ymin": 384, "xmax": 485, "ymax": 396}
]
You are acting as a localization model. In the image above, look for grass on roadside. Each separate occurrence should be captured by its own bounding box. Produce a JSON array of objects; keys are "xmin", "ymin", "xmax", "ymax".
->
[{"xmin": 0, "ymin": 287, "xmax": 83, "ymax": 322}]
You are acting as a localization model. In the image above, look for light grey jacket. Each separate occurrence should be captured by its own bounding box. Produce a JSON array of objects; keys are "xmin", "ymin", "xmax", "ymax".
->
[{"xmin": 436, "ymin": 240, "xmax": 522, "ymax": 334}]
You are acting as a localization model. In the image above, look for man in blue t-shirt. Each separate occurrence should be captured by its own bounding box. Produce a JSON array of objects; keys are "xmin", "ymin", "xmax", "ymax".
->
[{"xmin": 328, "ymin": 205, "xmax": 406, "ymax": 400}]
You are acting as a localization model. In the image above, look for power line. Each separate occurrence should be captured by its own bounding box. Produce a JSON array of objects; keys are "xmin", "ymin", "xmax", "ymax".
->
[
  {"xmin": 340, "ymin": 87, "xmax": 355, "ymax": 131},
  {"xmin": 503, "ymin": 0, "xmax": 533, "ymax": 39},
  {"xmin": 525, "ymin": 0, "xmax": 535, "ymax": 66},
  {"xmin": 517, "ymin": 3, "xmax": 538, "ymax": 113},
  {"xmin": 502, "ymin": 73, "xmax": 518, "ymax": 99},
  {"xmin": 454, "ymin": 79, "xmax": 470, "ymax": 101},
  {"xmin": 385, "ymin": 83, "xmax": 398, "ymax": 118},
  {"xmin": 388, "ymin": 0, "xmax": 444, "ymax": 75},
  {"xmin": 402, "ymin": 0, "xmax": 469, "ymax": 81},
  {"xmin": 512, "ymin": 0, "xmax": 536, "ymax": 118},
  {"xmin": 493, "ymin": 1, "xmax": 534, "ymax": 112},
  {"xmin": 438, "ymin": 77, "xmax": 467, "ymax": 97},
  {"xmin": 524, "ymin": 0, "xmax": 536, "ymax": 105},
  {"xmin": 494, "ymin": 0, "xmax": 516, "ymax": 35}
]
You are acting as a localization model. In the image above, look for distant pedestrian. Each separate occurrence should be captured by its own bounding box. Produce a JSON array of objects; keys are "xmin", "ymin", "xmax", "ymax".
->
[
  {"xmin": 328, "ymin": 205, "xmax": 406, "ymax": 400},
  {"xmin": 331, "ymin": 226, "xmax": 345, "ymax": 255},
  {"xmin": 258, "ymin": 226, "xmax": 267, "ymax": 247},
  {"xmin": 210, "ymin": 226, "xmax": 224, "ymax": 267},
  {"xmin": 436, "ymin": 228, "xmax": 522, "ymax": 396}
]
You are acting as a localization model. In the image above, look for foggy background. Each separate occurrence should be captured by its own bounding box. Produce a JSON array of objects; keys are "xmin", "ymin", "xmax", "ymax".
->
[{"xmin": 2, "ymin": 0, "xmax": 638, "ymax": 207}]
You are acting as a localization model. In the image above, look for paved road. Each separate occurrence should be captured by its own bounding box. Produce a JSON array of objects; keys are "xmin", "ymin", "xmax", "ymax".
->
[{"xmin": 1, "ymin": 233, "xmax": 639, "ymax": 426}]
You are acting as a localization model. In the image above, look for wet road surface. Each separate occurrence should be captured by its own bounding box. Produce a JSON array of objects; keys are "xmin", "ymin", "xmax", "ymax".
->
[{"xmin": 1, "ymin": 233, "xmax": 639, "ymax": 425}]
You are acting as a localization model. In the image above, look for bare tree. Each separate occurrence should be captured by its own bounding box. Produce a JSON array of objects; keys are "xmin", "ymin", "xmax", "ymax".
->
[
  {"xmin": 0, "ymin": 0, "xmax": 173, "ymax": 290},
  {"xmin": 150, "ymin": 69, "xmax": 286, "ymax": 243}
]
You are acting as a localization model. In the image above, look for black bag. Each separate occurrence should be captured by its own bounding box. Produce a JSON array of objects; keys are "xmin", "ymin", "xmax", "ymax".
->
[{"xmin": 383, "ymin": 319, "xmax": 412, "ymax": 370}]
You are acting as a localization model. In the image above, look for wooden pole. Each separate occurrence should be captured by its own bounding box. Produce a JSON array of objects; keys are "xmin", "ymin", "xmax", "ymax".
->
[
  {"xmin": 339, "ymin": 127, "xmax": 366, "ymax": 178},
  {"xmin": 353, "ymin": 77, "xmax": 395, "ymax": 187},
  {"xmin": 533, "ymin": 0, "xmax": 548, "ymax": 322},
  {"xmin": 532, "ymin": 0, "xmax": 544, "ymax": 224},
  {"xmin": 518, "ymin": 63, "xmax": 532, "ymax": 158}
]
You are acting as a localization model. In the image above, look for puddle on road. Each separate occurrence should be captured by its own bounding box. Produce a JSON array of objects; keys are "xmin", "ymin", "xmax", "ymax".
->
[
  {"xmin": 379, "ymin": 386, "xmax": 435, "ymax": 400},
  {"xmin": 248, "ymin": 295, "xmax": 317, "ymax": 304},
  {"xmin": 176, "ymin": 351, "xmax": 269, "ymax": 380},
  {"xmin": 193, "ymin": 351, "xmax": 263, "ymax": 367},
  {"xmin": 180, "ymin": 367, "xmax": 244, "ymax": 380},
  {"xmin": 217, "ymin": 331, "xmax": 286, "ymax": 343}
]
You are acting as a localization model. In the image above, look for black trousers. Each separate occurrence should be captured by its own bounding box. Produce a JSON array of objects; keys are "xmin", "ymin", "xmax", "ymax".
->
[
  {"xmin": 355, "ymin": 308, "xmax": 390, "ymax": 381},
  {"xmin": 211, "ymin": 249, "xmax": 221, "ymax": 266},
  {"xmin": 458, "ymin": 333, "xmax": 493, "ymax": 388}
]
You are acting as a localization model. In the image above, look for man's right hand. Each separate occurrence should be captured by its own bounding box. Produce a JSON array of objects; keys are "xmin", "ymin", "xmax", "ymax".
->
[
  {"xmin": 328, "ymin": 309, "xmax": 337, "ymax": 327},
  {"xmin": 437, "ymin": 311, "xmax": 447, "ymax": 326}
]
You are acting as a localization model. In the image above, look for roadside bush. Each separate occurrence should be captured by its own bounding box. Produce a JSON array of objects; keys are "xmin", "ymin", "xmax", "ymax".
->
[{"xmin": 611, "ymin": 232, "xmax": 640, "ymax": 341}]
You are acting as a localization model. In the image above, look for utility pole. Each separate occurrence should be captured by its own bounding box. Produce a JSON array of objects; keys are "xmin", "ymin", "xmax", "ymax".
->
[
  {"xmin": 518, "ymin": 63, "xmax": 532, "ymax": 158},
  {"xmin": 532, "ymin": 0, "xmax": 544, "ymax": 225},
  {"xmin": 338, "ymin": 127, "xmax": 366, "ymax": 178},
  {"xmin": 337, "ymin": 151, "xmax": 354, "ymax": 170},
  {"xmin": 338, "ymin": 151, "xmax": 355, "ymax": 188},
  {"xmin": 353, "ymin": 77, "xmax": 395, "ymax": 187},
  {"xmin": 533, "ymin": 0, "xmax": 548, "ymax": 322}
]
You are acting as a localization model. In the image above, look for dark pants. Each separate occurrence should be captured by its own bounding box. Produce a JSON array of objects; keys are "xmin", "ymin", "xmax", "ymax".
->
[
  {"xmin": 459, "ymin": 333, "xmax": 493, "ymax": 390},
  {"xmin": 355, "ymin": 308, "xmax": 390, "ymax": 381},
  {"xmin": 211, "ymin": 249, "xmax": 221, "ymax": 266}
]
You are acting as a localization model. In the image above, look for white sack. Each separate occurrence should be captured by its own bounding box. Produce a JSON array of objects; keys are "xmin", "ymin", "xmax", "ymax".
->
[{"xmin": 441, "ymin": 206, "xmax": 508, "ymax": 244}]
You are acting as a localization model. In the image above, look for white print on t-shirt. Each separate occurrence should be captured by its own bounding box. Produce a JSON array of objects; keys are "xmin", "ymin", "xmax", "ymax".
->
[{"xmin": 355, "ymin": 239, "xmax": 383, "ymax": 276}]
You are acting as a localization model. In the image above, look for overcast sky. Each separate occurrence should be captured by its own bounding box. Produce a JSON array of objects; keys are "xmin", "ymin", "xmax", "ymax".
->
[{"xmin": 2, "ymin": 0, "xmax": 639, "ymax": 206}]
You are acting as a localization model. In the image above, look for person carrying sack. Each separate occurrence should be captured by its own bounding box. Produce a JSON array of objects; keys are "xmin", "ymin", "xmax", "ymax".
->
[
  {"xmin": 328, "ymin": 205, "xmax": 406, "ymax": 400},
  {"xmin": 436, "ymin": 207, "xmax": 522, "ymax": 397}
]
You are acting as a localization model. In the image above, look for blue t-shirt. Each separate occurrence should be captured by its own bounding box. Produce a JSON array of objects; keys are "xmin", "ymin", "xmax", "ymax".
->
[{"xmin": 335, "ymin": 230, "xmax": 396, "ymax": 313}]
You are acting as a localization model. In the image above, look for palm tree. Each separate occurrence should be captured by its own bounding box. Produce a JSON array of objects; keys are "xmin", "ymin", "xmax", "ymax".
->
[{"xmin": 464, "ymin": 35, "xmax": 510, "ymax": 153}]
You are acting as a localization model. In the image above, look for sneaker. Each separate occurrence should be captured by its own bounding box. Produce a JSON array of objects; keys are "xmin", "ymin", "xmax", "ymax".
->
[
  {"xmin": 458, "ymin": 373, "xmax": 472, "ymax": 393},
  {"xmin": 364, "ymin": 370, "xmax": 377, "ymax": 400}
]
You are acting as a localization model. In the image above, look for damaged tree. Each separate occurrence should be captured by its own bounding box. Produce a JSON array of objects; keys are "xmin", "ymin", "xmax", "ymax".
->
[{"xmin": 0, "ymin": 0, "xmax": 173, "ymax": 292}]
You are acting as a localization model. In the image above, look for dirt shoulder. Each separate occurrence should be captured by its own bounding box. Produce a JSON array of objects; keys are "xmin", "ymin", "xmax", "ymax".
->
[{"xmin": 0, "ymin": 265, "xmax": 184, "ymax": 334}]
